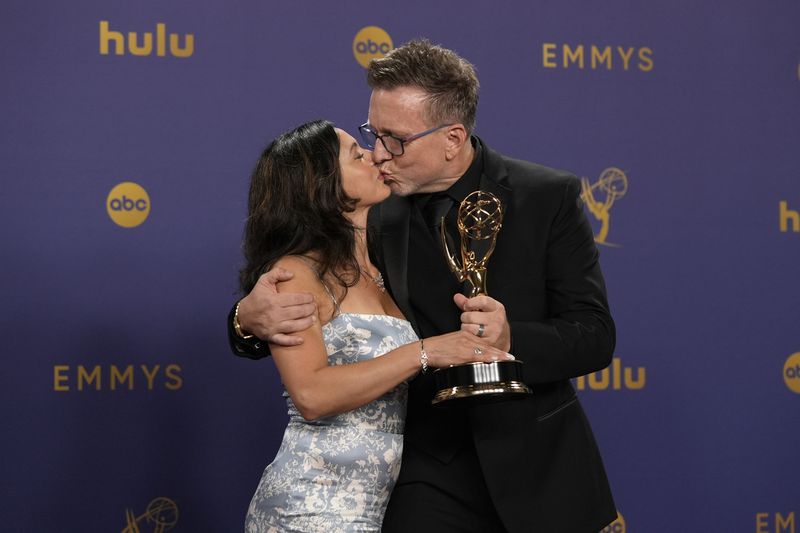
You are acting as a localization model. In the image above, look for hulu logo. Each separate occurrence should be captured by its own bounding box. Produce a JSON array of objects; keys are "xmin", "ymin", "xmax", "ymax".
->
[
  {"xmin": 99, "ymin": 21, "xmax": 194, "ymax": 58},
  {"xmin": 779, "ymin": 201, "xmax": 799, "ymax": 233},
  {"xmin": 575, "ymin": 358, "xmax": 646, "ymax": 391}
]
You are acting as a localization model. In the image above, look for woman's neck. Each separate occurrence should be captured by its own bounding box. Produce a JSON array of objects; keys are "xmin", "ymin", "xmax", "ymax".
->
[
  {"xmin": 348, "ymin": 205, "xmax": 368, "ymax": 230},
  {"xmin": 348, "ymin": 208, "xmax": 372, "ymax": 269},
  {"xmin": 353, "ymin": 228, "xmax": 372, "ymax": 270}
]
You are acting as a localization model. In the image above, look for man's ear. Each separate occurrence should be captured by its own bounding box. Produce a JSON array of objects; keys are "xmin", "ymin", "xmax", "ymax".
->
[{"xmin": 444, "ymin": 124, "xmax": 469, "ymax": 161}]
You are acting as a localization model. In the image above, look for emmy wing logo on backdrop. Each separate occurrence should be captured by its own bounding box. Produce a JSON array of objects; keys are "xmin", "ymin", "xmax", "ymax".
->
[
  {"xmin": 600, "ymin": 512, "xmax": 626, "ymax": 533},
  {"xmin": 580, "ymin": 167, "xmax": 629, "ymax": 246},
  {"xmin": 352, "ymin": 26, "xmax": 393, "ymax": 68},
  {"xmin": 122, "ymin": 497, "xmax": 179, "ymax": 533}
]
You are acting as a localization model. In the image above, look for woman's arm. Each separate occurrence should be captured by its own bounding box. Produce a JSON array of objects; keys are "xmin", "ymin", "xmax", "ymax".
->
[{"xmin": 270, "ymin": 256, "xmax": 511, "ymax": 420}]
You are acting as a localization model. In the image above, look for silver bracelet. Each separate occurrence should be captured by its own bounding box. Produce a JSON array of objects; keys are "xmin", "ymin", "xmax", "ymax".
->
[{"xmin": 419, "ymin": 339, "xmax": 429, "ymax": 374}]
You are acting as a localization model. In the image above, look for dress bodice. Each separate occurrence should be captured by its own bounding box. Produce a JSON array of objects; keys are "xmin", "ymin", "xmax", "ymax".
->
[
  {"xmin": 284, "ymin": 313, "xmax": 418, "ymax": 434},
  {"xmin": 246, "ymin": 312, "xmax": 418, "ymax": 533}
]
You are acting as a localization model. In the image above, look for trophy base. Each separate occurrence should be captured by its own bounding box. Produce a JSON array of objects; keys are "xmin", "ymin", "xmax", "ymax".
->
[{"xmin": 431, "ymin": 360, "xmax": 533, "ymax": 406}]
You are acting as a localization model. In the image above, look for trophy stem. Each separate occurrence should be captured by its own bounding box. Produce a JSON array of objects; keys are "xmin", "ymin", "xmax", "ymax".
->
[{"xmin": 466, "ymin": 267, "xmax": 487, "ymax": 297}]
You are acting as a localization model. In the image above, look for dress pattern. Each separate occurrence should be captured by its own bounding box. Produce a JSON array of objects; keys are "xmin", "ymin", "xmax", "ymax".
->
[{"xmin": 245, "ymin": 313, "xmax": 418, "ymax": 533}]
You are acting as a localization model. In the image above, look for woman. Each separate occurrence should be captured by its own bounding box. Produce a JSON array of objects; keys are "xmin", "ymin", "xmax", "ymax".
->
[{"xmin": 241, "ymin": 120, "xmax": 510, "ymax": 532}]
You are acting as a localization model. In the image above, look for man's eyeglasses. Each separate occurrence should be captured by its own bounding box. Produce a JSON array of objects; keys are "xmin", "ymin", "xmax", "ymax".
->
[{"xmin": 358, "ymin": 123, "xmax": 454, "ymax": 156}]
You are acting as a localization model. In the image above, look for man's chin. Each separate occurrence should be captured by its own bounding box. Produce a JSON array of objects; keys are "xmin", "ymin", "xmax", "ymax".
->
[{"xmin": 388, "ymin": 182, "xmax": 410, "ymax": 197}]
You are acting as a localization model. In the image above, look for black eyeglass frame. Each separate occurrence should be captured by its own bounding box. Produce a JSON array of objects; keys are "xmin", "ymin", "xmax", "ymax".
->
[{"xmin": 358, "ymin": 122, "xmax": 455, "ymax": 156}]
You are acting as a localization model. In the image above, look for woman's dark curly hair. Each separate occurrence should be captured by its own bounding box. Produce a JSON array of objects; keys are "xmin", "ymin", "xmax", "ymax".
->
[{"xmin": 239, "ymin": 120, "xmax": 362, "ymax": 294}]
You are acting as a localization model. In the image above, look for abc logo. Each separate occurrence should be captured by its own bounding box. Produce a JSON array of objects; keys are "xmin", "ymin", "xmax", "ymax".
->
[
  {"xmin": 106, "ymin": 182, "xmax": 150, "ymax": 228},
  {"xmin": 353, "ymin": 26, "xmax": 393, "ymax": 68},
  {"xmin": 600, "ymin": 512, "xmax": 625, "ymax": 533},
  {"xmin": 784, "ymin": 352, "xmax": 800, "ymax": 393}
]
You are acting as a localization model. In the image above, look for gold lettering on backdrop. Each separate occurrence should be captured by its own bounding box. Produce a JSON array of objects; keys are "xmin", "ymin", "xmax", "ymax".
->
[
  {"xmin": 99, "ymin": 21, "xmax": 124, "ymax": 55},
  {"xmin": 169, "ymin": 33, "xmax": 194, "ymax": 58},
  {"xmin": 164, "ymin": 364, "xmax": 183, "ymax": 390},
  {"xmin": 141, "ymin": 365, "xmax": 161, "ymax": 390},
  {"xmin": 591, "ymin": 46, "xmax": 613, "ymax": 69},
  {"xmin": 157, "ymin": 23, "xmax": 166, "ymax": 56},
  {"xmin": 780, "ymin": 201, "xmax": 800, "ymax": 232},
  {"xmin": 78, "ymin": 365, "xmax": 102, "ymax": 391},
  {"xmin": 776, "ymin": 513, "xmax": 796, "ymax": 532},
  {"xmin": 563, "ymin": 44, "xmax": 585, "ymax": 68},
  {"xmin": 575, "ymin": 358, "xmax": 646, "ymax": 391},
  {"xmin": 99, "ymin": 21, "xmax": 194, "ymax": 58},
  {"xmin": 54, "ymin": 365, "xmax": 70, "ymax": 391},
  {"xmin": 616, "ymin": 46, "xmax": 635, "ymax": 70},
  {"xmin": 588, "ymin": 369, "xmax": 609, "ymax": 389},
  {"xmin": 110, "ymin": 365, "xmax": 134, "ymax": 391},
  {"xmin": 541, "ymin": 42, "xmax": 653, "ymax": 71},
  {"xmin": 542, "ymin": 43, "xmax": 557, "ymax": 68},
  {"xmin": 51, "ymin": 364, "xmax": 183, "ymax": 392},
  {"xmin": 756, "ymin": 513, "xmax": 768, "ymax": 532},
  {"xmin": 128, "ymin": 31, "xmax": 153, "ymax": 56},
  {"xmin": 638, "ymin": 47, "xmax": 654, "ymax": 71},
  {"xmin": 756, "ymin": 512, "xmax": 796, "ymax": 533},
  {"xmin": 624, "ymin": 367, "xmax": 646, "ymax": 389}
]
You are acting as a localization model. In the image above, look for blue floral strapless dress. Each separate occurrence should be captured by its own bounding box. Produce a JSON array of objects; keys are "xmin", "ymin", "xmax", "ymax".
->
[{"xmin": 245, "ymin": 313, "xmax": 418, "ymax": 533}]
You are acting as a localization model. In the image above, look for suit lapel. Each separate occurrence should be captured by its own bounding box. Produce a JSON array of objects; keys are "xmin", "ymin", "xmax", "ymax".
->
[{"xmin": 371, "ymin": 140, "xmax": 508, "ymax": 336}]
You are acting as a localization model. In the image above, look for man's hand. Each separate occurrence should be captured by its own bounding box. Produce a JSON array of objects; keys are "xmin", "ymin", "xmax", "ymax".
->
[
  {"xmin": 237, "ymin": 268, "xmax": 316, "ymax": 346},
  {"xmin": 454, "ymin": 293, "xmax": 511, "ymax": 352}
]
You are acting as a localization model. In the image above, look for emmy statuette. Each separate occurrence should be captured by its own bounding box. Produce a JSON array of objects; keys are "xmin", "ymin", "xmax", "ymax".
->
[{"xmin": 433, "ymin": 190, "xmax": 532, "ymax": 405}]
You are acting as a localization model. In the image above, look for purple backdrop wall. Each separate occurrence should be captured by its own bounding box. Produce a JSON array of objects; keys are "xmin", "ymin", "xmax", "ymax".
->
[{"xmin": 2, "ymin": 1, "xmax": 798, "ymax": 531}]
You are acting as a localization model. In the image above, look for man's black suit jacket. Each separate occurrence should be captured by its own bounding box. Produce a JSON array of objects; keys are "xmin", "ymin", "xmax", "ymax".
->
[{"xmin": 229, "ymin": 138, "xmax": 617, "ymax": 532}]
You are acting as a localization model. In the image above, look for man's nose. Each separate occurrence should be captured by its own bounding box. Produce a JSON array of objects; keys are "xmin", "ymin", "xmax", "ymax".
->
[{"xmin": 371, "ymin": 139, "xmax": 393, "ymax": 164}]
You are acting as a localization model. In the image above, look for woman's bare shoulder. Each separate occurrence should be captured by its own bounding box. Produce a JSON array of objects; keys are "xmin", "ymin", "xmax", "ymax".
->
[
  {"xmin": 271, "ymin": 255, "xmax": 323, "ymax": 290},
  {"xmin": 272, "ymin": 255, "xmax": 338, "ymax": 321}
]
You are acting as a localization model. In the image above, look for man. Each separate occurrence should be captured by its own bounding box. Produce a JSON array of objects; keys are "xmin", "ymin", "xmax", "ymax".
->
[{"xmin": 230, "ymin": 40, "xmax": 616, "ymax": 532}]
